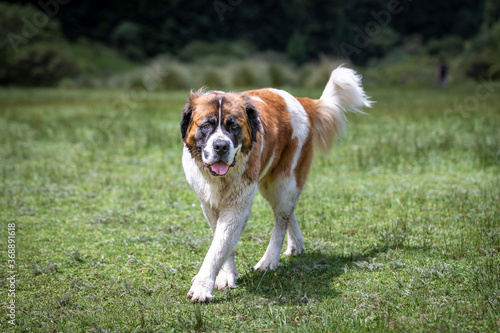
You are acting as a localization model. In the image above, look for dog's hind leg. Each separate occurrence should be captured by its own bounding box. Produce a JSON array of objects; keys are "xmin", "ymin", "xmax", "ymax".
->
[
  {"xmin": 254, "ymin": 178, "xmax": 302, "ymax": 271},
  {"xmin": 214, "ymin": 251, "xmax": 237, "ymax": 290},
  {"xmin": 253, "ymin": 211, "xmax": 288, "ymax": 271},
  {"xmin": 284, "ymin": 212, "xmax": 305, "ymax": 256}
]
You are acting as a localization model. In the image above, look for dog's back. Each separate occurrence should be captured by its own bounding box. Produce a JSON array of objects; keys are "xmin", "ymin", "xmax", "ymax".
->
[{"xmin": 242, "ymin": 66, "xmax": 372, "ymax": 187}]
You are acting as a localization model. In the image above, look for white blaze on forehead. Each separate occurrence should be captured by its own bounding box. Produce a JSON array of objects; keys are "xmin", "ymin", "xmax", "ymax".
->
[
  {"xmin": 268, "ymin": 88, "xmax": 309, "ymax": 170},
  {"xmin": 218, "ymin": 97, "xmax": 222, "ymax": 127}
]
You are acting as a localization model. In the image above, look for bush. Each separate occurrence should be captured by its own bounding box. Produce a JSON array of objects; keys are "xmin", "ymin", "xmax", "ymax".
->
[
  {"xmin": 111, "ymin": 21, "xmax": 142, "ymax": 46},
  {"xmin": 426, "ymin": 35, "xmax": 465, "ymax": 57},
  {"xmin": 403, "ymin": 35, "xmax": 424, "ymax": 55},
  {"xmin": 268, "ymin": 63, "xmax": 296, "ymax": 87},
  {"xmin": 200, "ymin": 70, "xmax": 225, "ymax": 90},
  {"xmin": 286, "ymin": 32, "xmax": 308, "ymax": 64},
  {"xmin": 464, "ymin": 55, "xmax": 491, "ymax": 80},
  {"xmin": 161, "ymin": 67, "xmax": 192, "ymax": 90},
  {"xmin": 463, "ymin": 50, "xmax": 500, "ymax": 80},
  {"xmin": 0, "ymin": 3, "xmax": 136, "ymax": 87},
  {"xmin": 371, "ymin": 27, "xmax": 401, "ymax": 55},
  {"xmin": 363, "ymin": 55, "xmax": 437, "ymax": 87},
  {"xmin": 300, "ymin": 57, "xmax": 345, "ymax": 88},
  {"xmin": 0, "ymin": 2, "xmax": 71, "ymax": 85},
  {"xmin": 178, "ymin": 40, "xmax": 255, "ymax": 64},
  {"xmin": 0, "ymin": 2, "xmax": 63, "ymax": 52},
  {"xmin": 1, "ymin": 43, "xmax": 79, "ymax": 86},
  {"xmin": 232, "ymin": 66, "xmax": 256, "ymax": 87},
  {"xmin": 111, "ymin": 21, "xmax": 145, "ymax": 62},
  {"xmin": 463, "ymin": 19, "xmax": 500, "ymax": 80},
  {"xmin": 122, "ymin": 44, "xmax": 146, "ymax": 62}
]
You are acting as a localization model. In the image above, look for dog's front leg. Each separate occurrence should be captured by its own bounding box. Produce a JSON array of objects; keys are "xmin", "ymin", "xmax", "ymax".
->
[
  {"xmin": 188, "ymin": 200, "xmax": 253, "ymax": 303},
  {"xmin": 201, "ymin": 203, "xmax": 237, "ymax": 290}
]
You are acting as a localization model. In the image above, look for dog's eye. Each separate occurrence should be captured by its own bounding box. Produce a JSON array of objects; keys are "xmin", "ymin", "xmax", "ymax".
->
[
  {"xmin": 230, "ymin": 124, "xmax": 239, "ymax": 131},
  {"xmin": 201, "ymin": 124, "xmax": 211, "ymax": 131}
]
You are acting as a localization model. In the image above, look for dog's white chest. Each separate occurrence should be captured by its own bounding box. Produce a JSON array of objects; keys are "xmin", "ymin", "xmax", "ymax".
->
[{"xmin": 182, "ymin": 146, "xmax": 229, "ymax": 208}]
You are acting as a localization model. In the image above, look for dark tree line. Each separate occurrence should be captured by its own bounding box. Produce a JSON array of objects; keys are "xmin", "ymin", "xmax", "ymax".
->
[{"xmin": 2, "ymin": 0, "xmax": 487, "ymax": 64}]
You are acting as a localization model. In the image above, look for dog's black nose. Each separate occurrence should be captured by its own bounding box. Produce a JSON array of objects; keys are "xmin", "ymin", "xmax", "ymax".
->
[{"xmin": 213, "ymin": 140, "xmax": 229, "ymax": 155}]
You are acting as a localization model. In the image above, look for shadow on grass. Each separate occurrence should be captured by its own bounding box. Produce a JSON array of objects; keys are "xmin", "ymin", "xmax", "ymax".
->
[{"xmin": 236, "ymin": 245, "xmax": 426, "ymax": 305}]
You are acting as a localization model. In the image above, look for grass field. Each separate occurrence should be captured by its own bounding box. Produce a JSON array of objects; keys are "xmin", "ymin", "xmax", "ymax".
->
[{"xmin": 1, "ymin": 83, "xmax": 499, "ymax": 332}]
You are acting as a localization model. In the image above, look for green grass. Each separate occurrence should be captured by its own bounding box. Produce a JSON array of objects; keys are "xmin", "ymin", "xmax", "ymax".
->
[{"xmin": 0, "ymin": 83, "xmax": 499, "ymax": 332}]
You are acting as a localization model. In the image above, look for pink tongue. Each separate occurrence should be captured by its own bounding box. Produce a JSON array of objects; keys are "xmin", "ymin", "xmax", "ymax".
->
[{"xmin": 210, "ymin": 161, "xmax": 229, "ymax": 175}]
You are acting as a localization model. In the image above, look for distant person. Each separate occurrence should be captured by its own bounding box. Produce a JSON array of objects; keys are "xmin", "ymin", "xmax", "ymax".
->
[{"xmin": 437, "ymin": 58, "xmax": 448, "ymax": 87}]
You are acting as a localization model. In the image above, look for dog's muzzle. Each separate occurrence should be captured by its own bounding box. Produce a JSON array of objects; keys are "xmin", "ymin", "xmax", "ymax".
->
[{"xmin": 204, "ymin": 145, "xmax": 238, "ymax": 177}]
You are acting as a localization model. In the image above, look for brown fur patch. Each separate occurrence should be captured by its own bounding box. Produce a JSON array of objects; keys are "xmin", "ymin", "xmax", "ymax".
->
[
  {"xmin": 242, "ymin": 139, "xmax": 262, "ymax": 183},
  {"xmin": 294, "ymin": 135, "xmax": 314, "ymax": 189},
  {"xmin": 244, "ymin": 89, "xmax": 295, "ymax": 182}
]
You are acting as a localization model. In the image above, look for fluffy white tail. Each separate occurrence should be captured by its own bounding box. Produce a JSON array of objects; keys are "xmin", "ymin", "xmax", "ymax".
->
[{"xmin": 314, "ymin": 66, "xmax": 372, "ymax": 151}]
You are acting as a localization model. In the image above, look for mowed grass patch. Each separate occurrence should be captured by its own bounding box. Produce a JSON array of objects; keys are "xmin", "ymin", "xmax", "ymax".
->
[{"xmin": 0, "ymin": 84, "xmax": 499, "ymax": 332}]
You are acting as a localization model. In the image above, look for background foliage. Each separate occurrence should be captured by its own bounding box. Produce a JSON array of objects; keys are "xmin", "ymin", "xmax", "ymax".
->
[
  {"xmin": 3, "ymin": 0, "xmax": 486, "ymax": 62},
  {"xmin": 1, "ymin": 0, "xmax": 500, "ymax": 87}
]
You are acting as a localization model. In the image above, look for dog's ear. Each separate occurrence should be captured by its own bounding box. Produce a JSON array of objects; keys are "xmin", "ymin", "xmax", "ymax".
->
[
  {"xmin": 180, "ymin": 103, "xmax": 193, "ymax": 141},
  {"xmin": 181, "ymin": 91, "xmax": 200, "ymax": 141},
  {"xmin": 245, "ymin": 100, "xmax": 260, "ymax": 143}
]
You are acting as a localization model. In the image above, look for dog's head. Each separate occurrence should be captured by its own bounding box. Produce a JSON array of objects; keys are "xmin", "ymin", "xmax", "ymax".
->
[{"xmin": 181, "ymin": 90, "xmax": 260, "ymax": 177}]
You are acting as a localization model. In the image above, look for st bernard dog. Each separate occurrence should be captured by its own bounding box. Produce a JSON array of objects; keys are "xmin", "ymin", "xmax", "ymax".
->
[{"xmin": 180, "ymin": 66, "xmax": 371, "ymax": 302}]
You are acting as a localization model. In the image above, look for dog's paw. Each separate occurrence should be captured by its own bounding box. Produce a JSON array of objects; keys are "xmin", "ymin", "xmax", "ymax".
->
[
  {"xmin": 187, "ymin": 276, "xmax": 214, "ymax": 303},
  {"xmin": 284, "ymin": 244, "xmax": 305, "ymax": 256},
  {"xmin": 214, "ymin": 270, "xmax": 237, "ymax": 290},
  {"xmin": 253, "ymin": 258, "xmax": 279, "ymax": 271}
]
